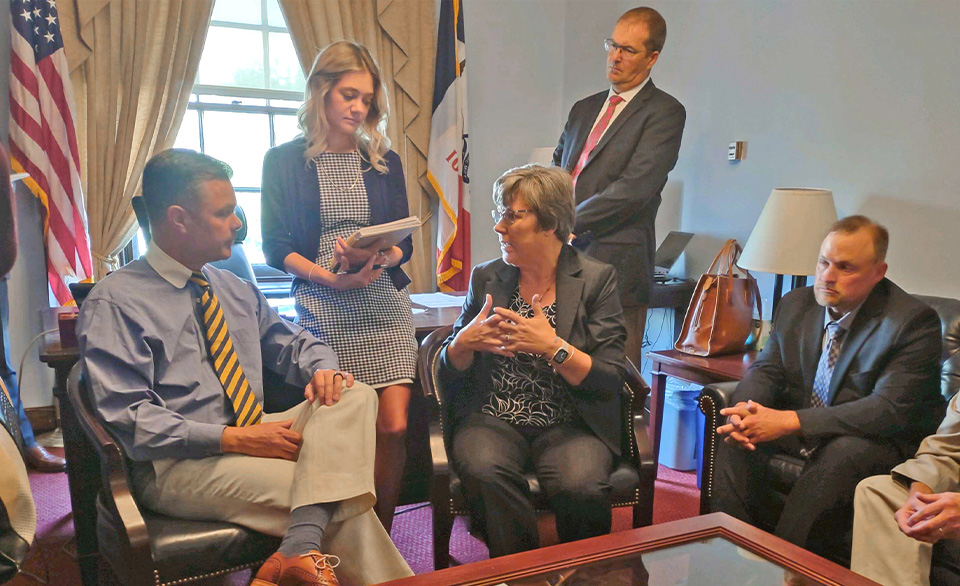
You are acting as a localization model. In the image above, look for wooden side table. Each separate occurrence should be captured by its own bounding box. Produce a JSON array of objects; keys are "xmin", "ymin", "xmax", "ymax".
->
[{"xmin": 646, "ymin": 349, "xmax": 756, "ymax": 467}]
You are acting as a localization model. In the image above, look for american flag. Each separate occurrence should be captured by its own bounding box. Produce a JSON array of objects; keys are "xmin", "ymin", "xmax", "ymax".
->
[{"xmin": 8, "ymin": 0, "xmax": 91, "ymax": 305}]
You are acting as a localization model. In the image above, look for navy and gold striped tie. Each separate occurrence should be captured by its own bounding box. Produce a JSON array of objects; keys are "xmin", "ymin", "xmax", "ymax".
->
[{"xmin": 190, "ymin": 271, "xmax": 262, "ymax": 426}]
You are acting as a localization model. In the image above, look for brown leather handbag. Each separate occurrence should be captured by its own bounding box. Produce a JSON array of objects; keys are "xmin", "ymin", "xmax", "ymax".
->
[{"xmin": 675, "ymin": 239, "xmax": 762, "ymax": 357}]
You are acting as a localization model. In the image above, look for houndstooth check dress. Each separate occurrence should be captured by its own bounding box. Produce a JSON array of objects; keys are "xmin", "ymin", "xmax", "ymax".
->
[{"xmin": 293, "ymin": 151, "xmax": 417, "ymax": 387}]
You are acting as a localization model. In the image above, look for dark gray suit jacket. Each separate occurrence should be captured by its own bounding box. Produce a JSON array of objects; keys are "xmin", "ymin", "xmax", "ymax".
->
[
  {"xmin": 734, "ymin": 279, "xmax": 945, "ymax": 455},
  {"xmin": 438, "ymin": 246, "xmax": 627, "ymax": 456},
  {"xmin": 553, "ymin": 79, "xmax": 685, "ymax": 307}
]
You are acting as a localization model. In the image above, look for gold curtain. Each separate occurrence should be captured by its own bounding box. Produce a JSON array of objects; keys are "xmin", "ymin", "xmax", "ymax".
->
[
  {"xmin": 59, "ymin": 0, "xmax": 213, "ymax": 278},
  {"xmin": 278, "ymin": 0, "xmax": 436, "ymax": 292}
]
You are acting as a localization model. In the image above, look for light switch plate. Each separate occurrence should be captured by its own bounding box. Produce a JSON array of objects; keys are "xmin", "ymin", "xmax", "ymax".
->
[{"xmin": 728, "ymin": 141, "xmax": 746, "ymax": 161}]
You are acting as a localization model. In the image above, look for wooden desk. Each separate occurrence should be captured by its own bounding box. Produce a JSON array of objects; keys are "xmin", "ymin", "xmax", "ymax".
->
[
  {"xmin": 646, "ymin": 349, "xmax": 756, "ymax": 468},
  {"xmin": 379, "ymin": 512, "xmax": 879, "ymax": 586}
]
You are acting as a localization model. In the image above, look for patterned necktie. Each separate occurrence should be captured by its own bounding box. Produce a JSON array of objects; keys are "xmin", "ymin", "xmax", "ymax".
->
[
  {"xmin": 189, "ymin": 272, "xmax": 262, "ymax": 426},
  {"xmin": 810, "ymin": 322, "xmax": 846, "ymax": 408},
  {"xmin": 571, "ymin": 94, "xmax": 625, "ymax": 187}
]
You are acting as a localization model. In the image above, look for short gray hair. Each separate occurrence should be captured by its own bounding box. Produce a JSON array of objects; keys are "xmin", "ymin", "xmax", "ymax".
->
[{"xmin": 492, "ymin": 165, "xmax": 575, "ymax": 243}]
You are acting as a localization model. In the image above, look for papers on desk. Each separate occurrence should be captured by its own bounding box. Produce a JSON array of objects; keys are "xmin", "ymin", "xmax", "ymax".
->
[{"xmin": 410, "ymin": 292, "xmax": 465, "ymax": 309}]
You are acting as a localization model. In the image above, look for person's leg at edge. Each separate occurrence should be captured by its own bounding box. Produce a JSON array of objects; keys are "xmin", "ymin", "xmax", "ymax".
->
[
  {"xmin": 1, "ymin": 279, "xmax": 64, "ymax": 472},
  {"xmin": 852, "ymin": 475, "xmax": 931, "ymax": 586},
  {"xmin": 623, "ymin": 305, "xmax": 648, "ymax": 369},
  {"xmin": 372, "ymin": 383, "xmax": 411, "ymax": 534}
]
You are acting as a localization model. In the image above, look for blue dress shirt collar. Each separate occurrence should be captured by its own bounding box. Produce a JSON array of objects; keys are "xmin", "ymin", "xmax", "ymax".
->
[{"xmin": 145, "ymin": 244, "xmax": 194, "ymax": 289}]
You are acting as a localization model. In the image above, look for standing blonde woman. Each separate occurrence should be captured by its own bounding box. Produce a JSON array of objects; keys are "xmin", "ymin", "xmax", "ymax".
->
[{"xmin": 261, "ymin": 41, "xmax": 415, "ymax": 534}]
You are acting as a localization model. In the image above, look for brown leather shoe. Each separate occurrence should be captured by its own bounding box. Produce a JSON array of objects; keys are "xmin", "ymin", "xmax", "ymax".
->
[
  {"xmin": 251, "ymin": 551, "xmax": 341, "ymax": 586},
  {"xmin": 25, "ymin": 446, "xmax": 66, "ymax": 473}
]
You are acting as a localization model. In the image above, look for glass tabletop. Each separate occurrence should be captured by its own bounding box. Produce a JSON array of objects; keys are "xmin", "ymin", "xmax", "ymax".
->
[{"xmin": 498, "ymin": 536, "xmax": 827, "ymax": 586}]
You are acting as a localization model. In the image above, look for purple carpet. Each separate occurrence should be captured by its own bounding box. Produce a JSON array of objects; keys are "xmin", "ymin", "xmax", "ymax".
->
[{"xmin": 9, "ymin": 448, "xmax": 699, "ymax": 584}]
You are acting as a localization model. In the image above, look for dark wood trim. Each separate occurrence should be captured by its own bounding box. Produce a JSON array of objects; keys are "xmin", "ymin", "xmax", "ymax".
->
[
  {"xmin": 25, "ymin": 406, "xmax": 57, "ymax": 434},
  {"xmin": 378, "ymin": 513, "xmax": 881, "ymax": 586},
  {"xmin": 647, "ymin": 349, "xmax": 756, "ymax": 463}
]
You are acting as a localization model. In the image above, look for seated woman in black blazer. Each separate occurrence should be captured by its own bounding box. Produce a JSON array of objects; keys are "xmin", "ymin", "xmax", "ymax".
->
[{"xmin": 439, "ymin": 164, "xmax": 628, "ymax": 557}]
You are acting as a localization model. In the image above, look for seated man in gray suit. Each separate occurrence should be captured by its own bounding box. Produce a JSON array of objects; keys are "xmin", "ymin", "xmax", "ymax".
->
[
  {"xmin": 852, "ymin": 396, "xmax": 960, "ymax": 586},
  {"xmin": 78, "ymin": 149, "xmax": 412, "ymax": 586},
  {"xmin": 553, "ymin": 6, "xmax": 685, "ymax": 367},
  {"xmin": 712, "ymin": 215, "xmax": 944, "ymax": 559}
]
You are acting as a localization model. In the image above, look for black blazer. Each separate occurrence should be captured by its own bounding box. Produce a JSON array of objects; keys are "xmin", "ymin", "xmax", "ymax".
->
[
  {"xmin": 260, "ymin": 137, "xmax": 413, "ymax": 291},
  {"xmin": 734, "ymin": 279, "xmax": 945, "ymax": 454},
  {"xmin": 437, "ymin": 246, "xmax": 627, "ymax": 456},
  {"xmin": 553, "ymin": 80, "xmax": 685, "ymax": 306}
]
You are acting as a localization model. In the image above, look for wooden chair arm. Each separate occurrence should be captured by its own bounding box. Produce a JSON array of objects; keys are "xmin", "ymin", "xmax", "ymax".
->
[
  {"xmin": 698, "ymin": 380, "xmax": 740, "ymax": 514},
  {"xmin": 428, "ymin": 417, "xmax": 449, "ymax": 478},
  {"xmin": 623, "ymin": 358, "xmax": 652, "ymax": 467},
  {"xmin": 67, "ymin": 365, "xmax": 150, "ymax": 556}
]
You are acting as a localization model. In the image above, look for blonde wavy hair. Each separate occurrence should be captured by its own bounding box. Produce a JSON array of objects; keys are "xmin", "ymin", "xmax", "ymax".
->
[{"xmin": 299, "ymin": 41, "xmax": 391, "ymax": 173}]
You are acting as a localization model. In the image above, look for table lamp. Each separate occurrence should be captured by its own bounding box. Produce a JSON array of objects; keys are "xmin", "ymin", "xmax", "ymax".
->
[{"xmin": 738, "ymin": 188, "xmax": 838, "ymax": 314}]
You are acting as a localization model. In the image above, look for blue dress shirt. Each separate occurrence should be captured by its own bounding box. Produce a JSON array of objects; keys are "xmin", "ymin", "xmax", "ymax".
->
[{"xmin": 77, "ymin": 245, "xmax": 339, "ymax": 462}]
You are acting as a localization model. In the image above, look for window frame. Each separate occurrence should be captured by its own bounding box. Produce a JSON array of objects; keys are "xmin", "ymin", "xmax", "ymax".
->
[{"xmin": 140, "ymin": 0, "xmax": 306, "ymax": 292}]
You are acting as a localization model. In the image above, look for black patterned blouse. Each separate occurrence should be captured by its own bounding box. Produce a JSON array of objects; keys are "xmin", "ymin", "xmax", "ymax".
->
[{"xmin": 482, "ymin": 288, "xmax": 578, "ymax": 428}]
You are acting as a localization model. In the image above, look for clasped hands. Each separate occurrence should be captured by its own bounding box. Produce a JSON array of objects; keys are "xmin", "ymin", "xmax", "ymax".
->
[
  {"xmin": 716, "ymin": 400, "xmax": 801, "ymax": 451},
  {"xmin": 453, "ymin": 293, "xmax": 559, "ymax": 359},
  {"xmin": 896, "ymin": 483, "xmax": 960, "ymax": 544},
  {"xmin": 221, "ymin": 368, "xmax": 354, "ymax": 461}
]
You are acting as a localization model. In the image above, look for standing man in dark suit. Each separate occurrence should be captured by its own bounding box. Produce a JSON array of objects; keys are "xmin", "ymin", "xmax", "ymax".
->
[
  {"xmin": 712, "ymin": 216, "xmax": 945, "ymax": 559},
  {"xmin": 553, "ymin": 6, "xmax": 685, "ymax": 367}
]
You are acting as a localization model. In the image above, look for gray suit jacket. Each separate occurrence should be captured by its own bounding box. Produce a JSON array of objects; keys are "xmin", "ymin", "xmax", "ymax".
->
[
  {"xmin": 438, "ymin": 246, "xmax": 627, "ymax": 456},
  {"xmin": 553, "ymin": 80, "xmax": 685, "ymax": 306},
  {"xmin": 734, "ymin": 279, "xmax": 945, "ymax": 456},
  {"xmin": 893, "ymin": 394, "xmax": 960, "ymax": 493}
]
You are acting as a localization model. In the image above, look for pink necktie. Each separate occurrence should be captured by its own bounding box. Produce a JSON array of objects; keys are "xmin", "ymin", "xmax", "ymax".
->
[{"xmin": 571, "ymin": 94, "xmax": 625, "ymax": 187}]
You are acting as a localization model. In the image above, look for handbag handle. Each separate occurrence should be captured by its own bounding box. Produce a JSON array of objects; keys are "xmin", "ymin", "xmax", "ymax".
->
[
  {"xmin": 703, "ymin": 238, "xmax": 765, "ymax": 342},
  {"xmin": 705, "ymin": 239, "xmax": 742, "ymax": 277}
]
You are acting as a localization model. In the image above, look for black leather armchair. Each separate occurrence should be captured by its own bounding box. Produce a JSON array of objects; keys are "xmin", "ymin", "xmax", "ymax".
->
[
  {"xmin": 66, "ymin": 363, "xmax": 280, "ymax": 586},
  {"xmin": 419, "ymin": 324, "xmax": 657, "ymax": 570},
  {"xmin": 698, "ymin": 294, "xmax": 960, "ymax": 571}
]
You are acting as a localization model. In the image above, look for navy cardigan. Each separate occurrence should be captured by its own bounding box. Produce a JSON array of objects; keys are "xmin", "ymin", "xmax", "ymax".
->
[{"xmin": 261, "ymin": 137, "xmax": 414, "ymax": 291}]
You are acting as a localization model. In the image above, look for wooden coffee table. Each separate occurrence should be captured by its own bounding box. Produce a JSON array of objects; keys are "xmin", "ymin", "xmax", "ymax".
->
[{"xmin": 380, "ymin": 513, "xmax": 879, "ymax": 586}]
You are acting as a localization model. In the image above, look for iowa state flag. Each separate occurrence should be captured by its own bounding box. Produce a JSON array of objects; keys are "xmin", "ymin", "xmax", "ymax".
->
[{"xmin": 428, "ymin": 0, "xmax": 470, "ymax": 292}]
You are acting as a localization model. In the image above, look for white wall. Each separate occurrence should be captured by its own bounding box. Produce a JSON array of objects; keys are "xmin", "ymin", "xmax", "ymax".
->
[
  {"xmin": 6, "ymin": 0, "xmax": 960, "ymax": 408},
  {"xmin": 464, "ymin": 0, "xmax": 568, "ymax": 265},
  {"xmin": 1, "ymin": 0, "xmax": 56, "ymax": 408},
  {"xmin": 563, "ymin": 0, "xmax": 960, "ymax": 311}
]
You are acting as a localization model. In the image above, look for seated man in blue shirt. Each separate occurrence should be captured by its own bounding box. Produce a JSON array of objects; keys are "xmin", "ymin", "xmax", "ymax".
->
[{"xmin": 77, "ymin": 149, "xmax": 412, "ymax": 586}]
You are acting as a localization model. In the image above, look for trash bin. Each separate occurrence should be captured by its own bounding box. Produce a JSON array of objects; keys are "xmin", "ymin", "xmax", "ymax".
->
[{"xmin": 658, "ymin": 379, "xmax": 703, "ymax": 471}]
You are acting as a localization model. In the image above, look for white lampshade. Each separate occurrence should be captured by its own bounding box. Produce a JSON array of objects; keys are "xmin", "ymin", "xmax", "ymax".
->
[
  {"xmin": 528, "ymin": 147, "xmax": 555, "ymax": 166},
  {"xmin": 738, "ymin": 188, "xmax": 838, "ymax": 276}
]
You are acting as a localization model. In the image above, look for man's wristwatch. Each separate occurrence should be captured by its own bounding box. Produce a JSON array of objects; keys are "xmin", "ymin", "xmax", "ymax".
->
[{"xmin": 551, "ymin": 338, "xmax": 573, "ymax": 365}]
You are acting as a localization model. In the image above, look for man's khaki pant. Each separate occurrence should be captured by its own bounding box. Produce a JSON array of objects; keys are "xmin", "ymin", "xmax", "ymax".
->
[
  {"xmin": 140, "ymin": 383, "xmax": 413, "ymax": 586},
  {"xmin": 852, "ymin": 474, "xmax": 932, "ymax": 586}
]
